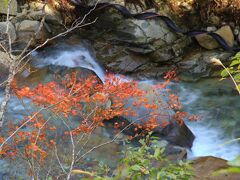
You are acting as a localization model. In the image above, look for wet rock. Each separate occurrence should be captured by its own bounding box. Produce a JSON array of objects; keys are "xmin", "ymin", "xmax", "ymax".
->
[
  {"xmin": 150, "ymin": 36, "xmax": 192, "ymax": 63},
  {"xmin": 0, "ymin": 21, "xmax": 17, "ymax": 42},
  {"xmin": 192, "ymin": 156, "xmax": 240, "ymax": 180},
  {"xmin": 177, "ymin": 50, "xmax": 233, "ymax": 81},
  {"xmin": 94, "ymin": 35, "xmax": 191, "ymax": 78},
  {"xmin": 133, "ymin": 64, "xmax": 176, "ymax": 80},
  {"xmin": 195, "ymin": 25, "xmax": 234, "ymax": 50},
  {"xmin": 107, "ymin": 53, "xmax": 149, "ymax": 73},
  {"xmin": 0, "ymin": 0, "xmax": 18, "ymax": 15}
]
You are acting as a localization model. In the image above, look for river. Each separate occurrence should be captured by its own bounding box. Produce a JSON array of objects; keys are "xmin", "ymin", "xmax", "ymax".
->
[
  {"xmin": 0, "ymin": 40, "xmax": 239, "ymax": 178},
  {"xmin": 31, "ymin": 40, "xmax": 240, "ymax": 160}
]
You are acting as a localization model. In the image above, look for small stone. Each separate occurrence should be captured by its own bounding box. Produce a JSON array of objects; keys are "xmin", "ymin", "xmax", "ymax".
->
[
  {"xmin": 195, "ymin": 25, "xmax": 234, "ymax": 50},
  {"xmin": 207, "ymin": 26, "xmax": 217, "ymax": 32},
  {"xmin": 234, "ymin": 26, "xmax": 239, "ymax": 35}
]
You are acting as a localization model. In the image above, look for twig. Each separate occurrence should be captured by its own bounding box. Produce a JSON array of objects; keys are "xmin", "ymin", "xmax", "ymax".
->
[{"xmin": 0, "ymin": 1, "xmax": 99, "ymax": 128}]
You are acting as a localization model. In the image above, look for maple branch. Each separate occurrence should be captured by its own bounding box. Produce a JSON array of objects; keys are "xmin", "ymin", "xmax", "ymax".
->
[{"xmin": 0, "ymin": 1, "xmax": 99, "ymax": 128}]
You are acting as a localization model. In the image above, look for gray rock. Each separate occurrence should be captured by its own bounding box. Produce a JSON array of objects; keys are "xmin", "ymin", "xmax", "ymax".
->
[
  {"xmin": 0, "ymin": 21, "xmax": 16, "ymax": 42},
  {"xmin": 0, "ymin": 51, "xmax": 14, "ymax": 67},
  {"xmin": 114, "ymin": 18, "xmax": 178, "ymax": 45},
  {"xmin": 93, "ymin": 9, "xmax": 178, "ymax": 46},
  {"xmin": 17, "ymin": 20, "xmax": 41, "ymax": 32},
  {"xmin": 151, "ymin": 36, "xmax": 192, "ymax": 63},
  {"xmin": 0, "ymin": 51, "xmax": 16, "ymax": 87},
  {"xmin": 177, "ymin": 50, "xmax": 233, "ymax": 80},
  {"xmin": 16, "ymin": 20, "xmax": 48, "ymax": 46},
  {"xmin": 207, "ymin": 26, "xmax": 217, "ymax": 32},
  {"xmin": 107, "ymin": 53, "xmax": 148, "ymax": 73}
]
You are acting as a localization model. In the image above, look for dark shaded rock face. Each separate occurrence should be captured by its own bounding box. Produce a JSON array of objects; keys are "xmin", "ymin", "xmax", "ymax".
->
[
  {"xmin": 157, "ymin": 121, "xmax": 195, "ymax": 148},
  {"xmin": 106, "ymin": 82, "xmax": 195, "ymax": 148},
  {"xmin": 192, "ymin": 156, "xmax": 240, "ymax": 180},
  {"xmin": 106, "ymin": 115, "xmax": 194, "ymax": 148}
]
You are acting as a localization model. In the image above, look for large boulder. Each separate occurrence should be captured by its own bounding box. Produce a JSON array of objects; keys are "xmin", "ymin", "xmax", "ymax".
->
[
  {"xmin": 91, "ymin": 8, "xmax": 178, "ymax": 46},
  {"xmin": 177, "ymin": 50, "xmax": 233, "ymax": 81},
  {"xmin": 114, "ymin": 18, "xmax": 177, "ymax": 45},
  {"xmin": 192, "ymin": 156, "xmax": 240, "ymax": 180},
  {"xmin": 15, "ymin": 20, "xmax": 49, "ymax": 46}
]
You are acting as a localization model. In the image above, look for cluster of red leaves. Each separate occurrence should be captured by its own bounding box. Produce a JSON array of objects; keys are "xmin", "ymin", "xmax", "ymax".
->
[
  {"xmin": 1, "ymin": 70, "xmax": 197, "ymax": 166},
  {"xmin": 0, "ymin": 114, "xmax": 56, "ymax": 165}
]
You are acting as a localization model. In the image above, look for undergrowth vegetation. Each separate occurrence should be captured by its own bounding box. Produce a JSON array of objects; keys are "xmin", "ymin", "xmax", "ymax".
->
[{"xmin": 72, "ymin": 134, "xmax": 193, "ymax": 179}]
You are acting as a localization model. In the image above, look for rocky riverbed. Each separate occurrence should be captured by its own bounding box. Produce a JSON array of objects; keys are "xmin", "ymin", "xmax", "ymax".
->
[{"xmin": 0, "ymin": 0, "xmax": 240, "ymax": 179}]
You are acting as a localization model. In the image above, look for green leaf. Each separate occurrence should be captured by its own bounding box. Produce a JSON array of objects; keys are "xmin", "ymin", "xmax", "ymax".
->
[
  {"xmin": 213, "ymin": 167, "xmax": 240, "ymax": 175},
  {"xmin": 154, "ymin": 148, "xmax": 161, "ymax": 159},
  {"xmin": 232, "ymin": 52, "xmax": 240, "ymax": 60},
  {"xmin": 234, "ymin": 74, "xmax": 240, "ymax": 82},
  {"xmin": 221, "ymin": 69, "xmax": 230, "ymax": 78},
  {"xmin": 228, "ymin": 156, "xmax": 240, "ymax": 167},
  {"xmin": 130, "ymin": 165, "xmax": 142, "ymax": 171},
  {"xmin": 230, "ymin": 60, "xmax": 240, "ymax": 67}
]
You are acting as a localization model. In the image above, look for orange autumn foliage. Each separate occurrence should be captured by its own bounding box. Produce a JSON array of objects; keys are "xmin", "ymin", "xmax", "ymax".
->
[{"xmin": 0, "ymin": 70, "xmax": 197, "ymax": 173}]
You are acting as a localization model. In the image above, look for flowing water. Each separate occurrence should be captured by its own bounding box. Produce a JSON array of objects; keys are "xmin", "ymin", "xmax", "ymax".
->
[
  {"xmin": 171, "ymin": 81, "xmax": 240, "ymax": 160},
  {"xmin": 1, "ymin": 40, "xmax": 240, "ymax": 178},
  {"xmin": 31, "ymin": 41, "xmax": 240, "ymax": 160}
]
